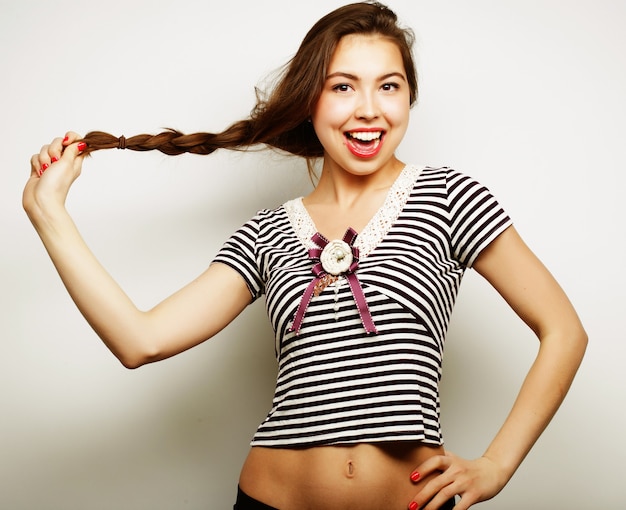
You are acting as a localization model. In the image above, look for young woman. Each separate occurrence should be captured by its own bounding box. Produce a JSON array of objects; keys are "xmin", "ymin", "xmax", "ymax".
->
[{"xmin": 23, "ymin": 2, "xmax": 587, "ymax": 509}]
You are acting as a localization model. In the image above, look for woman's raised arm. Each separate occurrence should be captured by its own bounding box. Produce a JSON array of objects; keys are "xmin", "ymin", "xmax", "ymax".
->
[{"xmin": 23, "ymin": 133, "xmax": 252, "ymax": 369}]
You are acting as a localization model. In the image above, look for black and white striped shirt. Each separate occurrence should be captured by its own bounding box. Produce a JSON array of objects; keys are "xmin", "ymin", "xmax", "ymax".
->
[{"xmin": 213, "ymin": 165, "xmax": 512, "ymax": 447}]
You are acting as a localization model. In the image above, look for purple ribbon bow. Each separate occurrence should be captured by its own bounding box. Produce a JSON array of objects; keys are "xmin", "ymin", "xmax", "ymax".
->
[{"xmin": 289, "ymin": 228, "xmax": 377, "ymax": 335}]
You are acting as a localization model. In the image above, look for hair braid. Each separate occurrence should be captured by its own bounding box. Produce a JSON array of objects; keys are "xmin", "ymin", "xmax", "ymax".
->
[
  {"xmin": 77, "ymin": 2, "xmax": 416, "ymax": 164},
  {"xmin": 80, "ymin": 120, "xmax": 256, "ymax": 157}
]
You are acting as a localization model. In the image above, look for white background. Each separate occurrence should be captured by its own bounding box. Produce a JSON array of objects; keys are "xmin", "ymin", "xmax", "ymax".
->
[{"xmin": 2, "ymin": 1, "xmax": 624, "ymax": 508}]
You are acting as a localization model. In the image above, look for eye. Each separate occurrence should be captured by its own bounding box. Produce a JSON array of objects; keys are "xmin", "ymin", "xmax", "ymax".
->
[
  {"xmin": 381, "ymin": 82, "xmax": 400, "ymax": 92},
  {"xmin": 332, "ymin": 83, "xmax": 352, "ymax": 93}
]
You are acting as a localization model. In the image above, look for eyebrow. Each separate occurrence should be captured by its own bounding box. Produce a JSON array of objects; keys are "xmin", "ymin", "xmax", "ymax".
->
[{"xmin": 326, "ymin": 71, "xmax": 407, "ymax": 82}]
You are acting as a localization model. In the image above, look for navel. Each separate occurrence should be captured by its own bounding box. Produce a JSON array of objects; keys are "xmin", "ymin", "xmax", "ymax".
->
[{"xmin": 346, "ymin": 460, "xmax": 355, "ymax": 478}]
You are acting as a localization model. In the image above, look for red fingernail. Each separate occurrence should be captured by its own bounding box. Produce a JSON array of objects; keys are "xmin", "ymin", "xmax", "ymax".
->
[
  {"xmin": 63, "ymin": 136, "xmax": 69, "ymax": 144},
  {"xmin": 410, "ymin": 471, "xmax": 420, "ymax": 482},
  {"xmin": 51, "ymin": 157, "xmax": 59, "ymax": 163},
  {"xmin": 41, "ymin": 163, "xmax": 49, "ymax": 172},
  {"xmin": 409, "ymin": 502, "xmax": 419, "ymax": 510},
  {"xmin": 77, "ymin": 142, "xmax": 87, "ymax": 152}
]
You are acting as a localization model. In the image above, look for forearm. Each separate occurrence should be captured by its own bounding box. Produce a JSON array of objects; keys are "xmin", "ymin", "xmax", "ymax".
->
[
  {"xmin": 29, "ymin": 204, "xmax": 153, "ymax": 368},
  {"xmin": 482, "ymin": 328, "xmax": 587, "ymax": 483}
]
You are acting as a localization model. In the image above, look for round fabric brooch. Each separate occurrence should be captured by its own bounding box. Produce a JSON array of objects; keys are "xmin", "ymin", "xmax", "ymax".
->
[
  {"xmin": 320, "ymin": 239, "xmax": 353, "ymax": 275},
  {"xmin": 289, "ymin": 228, "xmax": 377, "ymax": 335}
]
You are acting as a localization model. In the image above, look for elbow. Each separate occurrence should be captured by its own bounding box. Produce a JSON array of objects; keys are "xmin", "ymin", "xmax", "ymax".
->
[
  {"xmin": 557, "ymin": 322, "xmax": 588, "ymax": 369},
  {"xmin": 118, "ymin": 356, "xmax": 145, "ymax": 370},
  {"xmin": 536, "ymin": 321, "xmax": 588, "ymax": 376},
  {"xmin": 113, "ymin": 340, "xmax": 163, "ymax": 370},
  {"xmin": 118, "ymin": 348, "xmax": 163, "ymax": 369},
  {"xmin": 98, "ymin": 314, "xmax": 165, "ymax": 369},
  {"xmin": 566, "ymin": 323, "xmax": 589, "ymax": 364},
  {"xmin": 538, "ymin": 315, "xmax": 588, "ymax": 356},
  {"xmin": 576, "ymin": 326, "xmax": 589, "ymax": 359},
  {"xmin": 567, "ymin": 327, "xmax": 588, "ymax": 388},
  {"xmin": 569, "ymin": 317, "xmax": 588, "ymax": 354}
]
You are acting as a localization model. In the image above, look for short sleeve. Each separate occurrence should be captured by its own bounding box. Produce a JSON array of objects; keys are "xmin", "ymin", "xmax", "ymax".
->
[
  {"xmin": 447, "ymin": 170, "xmax": 513, "ymax": 267},
  {"xmin": 212, "ymin": 215, "xmax": 264, "ymax": 300}
]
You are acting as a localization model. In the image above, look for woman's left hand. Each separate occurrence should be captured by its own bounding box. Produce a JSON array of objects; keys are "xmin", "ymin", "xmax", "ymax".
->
[{"xmin": 407, "ymin": 451, "xmax": 507, "ymax": 510}]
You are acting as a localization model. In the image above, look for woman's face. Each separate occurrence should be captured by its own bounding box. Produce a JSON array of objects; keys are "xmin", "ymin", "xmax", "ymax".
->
[{"xmin": 311, "ymin": 34, "xmax": 411, "ymax": 177}]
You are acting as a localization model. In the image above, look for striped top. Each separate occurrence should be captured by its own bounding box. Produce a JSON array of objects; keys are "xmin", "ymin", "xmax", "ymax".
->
[{"xmin": 213, "ymin": 165, "xmax": 512, "ymax": 447}]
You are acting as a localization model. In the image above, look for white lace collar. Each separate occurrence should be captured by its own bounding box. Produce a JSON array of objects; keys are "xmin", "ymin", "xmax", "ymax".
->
[{"xmin": 283, "ymin": 164, "xmax": 424, "ymax": 258}]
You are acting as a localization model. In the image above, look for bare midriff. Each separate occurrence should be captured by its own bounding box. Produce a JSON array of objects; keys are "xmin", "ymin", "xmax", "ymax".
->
[{"xmin": 238, "ymin": 442, "xmax": 445, "ymax": 510}]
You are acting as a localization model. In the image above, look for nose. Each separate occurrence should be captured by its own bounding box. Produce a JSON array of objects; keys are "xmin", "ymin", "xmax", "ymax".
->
[{"xmin": 355, "ymin": 91, "xmax": 381, "ymax": 120}]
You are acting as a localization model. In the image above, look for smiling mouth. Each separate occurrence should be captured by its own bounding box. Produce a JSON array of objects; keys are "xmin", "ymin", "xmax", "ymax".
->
[{"xmin": 345, "ymin": 131, "xmax": 384, "ymax": 158}]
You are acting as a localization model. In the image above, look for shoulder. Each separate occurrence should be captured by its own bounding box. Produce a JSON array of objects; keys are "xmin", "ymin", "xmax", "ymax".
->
[
  {"xmin": 243, "ymin": 204, "xmax": 290, "ymax": 228},
  {"xmin": 237, "ymin": 203, "xmax": 301, "ymax": 245},
  {"xmin": 412, "ymin": 166, "xmax": 498, "ymax": 200},
  {"xmin": 411, "ymin": 165, "xmax": 468, "ymax": 187},
  {"xmin": 409, "ymin": 165, "xmax": 473, "ymax": 199},
  {"xmin": 415, "ymin": 165, "xmax": 477, "ymax": 185}
]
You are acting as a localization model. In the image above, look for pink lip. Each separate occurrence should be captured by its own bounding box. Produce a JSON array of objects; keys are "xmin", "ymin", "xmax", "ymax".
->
[{"xmin": 344, "ymin": 129, "xmax": 385, "ymax": 159}]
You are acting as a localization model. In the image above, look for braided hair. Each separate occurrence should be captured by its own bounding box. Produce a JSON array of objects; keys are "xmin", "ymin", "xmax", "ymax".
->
[{"xmin": 79, "ymin": 2, "xmax": 417, "ymax": 164}]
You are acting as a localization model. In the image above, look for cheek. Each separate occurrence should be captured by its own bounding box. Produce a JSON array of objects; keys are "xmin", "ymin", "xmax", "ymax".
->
[
  {"xmin": 383, "ymin": 99, "xmax": 410, "ymax": 126},
  {"xmin": 313, "ymin": 96, "xmax": 354, "ymax": 126}
]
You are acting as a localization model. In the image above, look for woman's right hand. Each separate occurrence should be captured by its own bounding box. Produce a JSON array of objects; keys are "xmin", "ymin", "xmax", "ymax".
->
[{"xmin": 23, "ymin": 131, "xmax": 86, "ymax": 222}]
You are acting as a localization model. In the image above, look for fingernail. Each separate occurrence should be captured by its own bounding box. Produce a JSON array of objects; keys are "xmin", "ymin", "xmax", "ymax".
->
[
  {"xmin": 77, "ymin": 142, "xmax": 87, "ymax": 152},
  {"xmin": 41, "ymin": 163, "xmax": 49, "ymax": 173},
  {"xmin": 63, "ymin": 136, "xmax": 69, "ymax": 144},
  {"xmin": 410, "ymin": 471, "xmax": 420, "ymax": 482},
  {"xmin": 51, "ymin": 157, "xmax": 59, "ymax": 163},
  {"xmin": 409, "ymin": 502, "xmax": 419, "ymax": 510}
]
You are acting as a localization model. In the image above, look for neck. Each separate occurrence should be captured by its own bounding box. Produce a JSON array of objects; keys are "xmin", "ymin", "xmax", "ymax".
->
[{"xmin": 311, "ymin": 157, "xmax": 405, "ymax": 207}]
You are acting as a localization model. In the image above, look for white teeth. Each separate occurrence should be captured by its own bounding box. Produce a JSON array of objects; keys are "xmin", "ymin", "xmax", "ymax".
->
[{"xmin": 348, "ymin": 131, "xmax": 382, "ymax": 142}]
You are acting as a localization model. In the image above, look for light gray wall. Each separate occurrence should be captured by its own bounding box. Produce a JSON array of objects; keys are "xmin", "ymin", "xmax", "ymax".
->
[{"xmin": 2, "ymin": 1, "xmax": 623, "ymax": 508}]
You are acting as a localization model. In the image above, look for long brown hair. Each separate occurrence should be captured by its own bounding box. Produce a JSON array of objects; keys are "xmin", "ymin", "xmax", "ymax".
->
[{"xmin": 80, "ymin": 2, "xmax": 417, "ymax": 165}]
